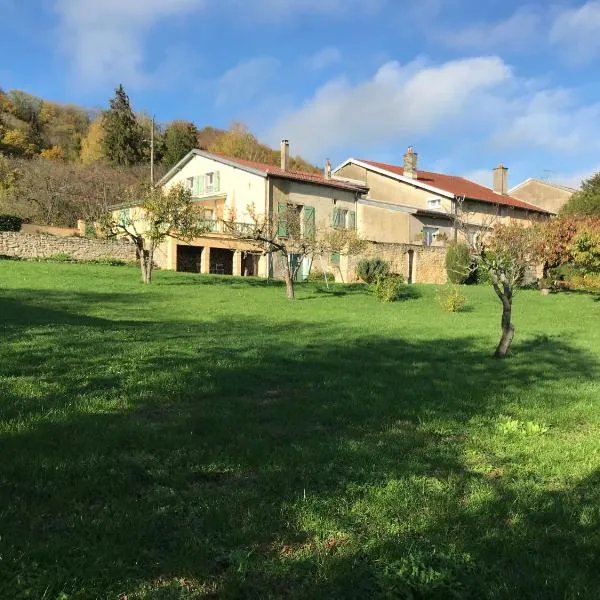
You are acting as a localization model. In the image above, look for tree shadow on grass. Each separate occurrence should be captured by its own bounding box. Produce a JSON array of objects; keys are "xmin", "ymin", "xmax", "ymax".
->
[{"xmin": 0, "ymin": 295, "xmax": 599, "ymax": 598}]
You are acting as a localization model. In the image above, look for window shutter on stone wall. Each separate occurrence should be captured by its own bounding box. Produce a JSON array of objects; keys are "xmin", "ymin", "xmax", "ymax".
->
[
  {"xmin": 303, "ymin": 206, "xmax": 315, "ymax": 238},
  {"xmin": 277, "ymin": 201, "xmax": 288, "ymax": 237},
  {"xmin": 348, "ymin": 211, "xmax": 356, "ymax": 230}
]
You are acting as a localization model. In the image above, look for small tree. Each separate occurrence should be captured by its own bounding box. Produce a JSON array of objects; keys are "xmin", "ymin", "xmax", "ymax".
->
[
  {"xmin": 102, "ymin": 183, "xmax": 208, "ymax": 284},
  {"xmin": 456, "ymin": 202, "xmax": 539, "ymax": 358},
  {"xmin": 224, "ymin": 203, "xmax": 365, "ymax": 299}
]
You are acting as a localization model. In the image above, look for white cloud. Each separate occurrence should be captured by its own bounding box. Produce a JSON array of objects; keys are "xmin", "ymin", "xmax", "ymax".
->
[
  {"xmin": 462, "ymin": 169, "xmax": 493, "ymax": 188},
  {"xmin": 53, "ymin": 0, "xmax": 380, "ymax": 88},
  {"xmin": 439, "ymin": 6, "xmax": 541, "ymax": 51},
  {"xmin": 490, "ymin": 89, "xmax": 600, "ymax": 152},
  {"xmin": 306, "ymin": 47, "xmax": 342, "ymax": 70},
  {"xmin": 267, "ymin": 56, "xmax": 511, "ymax": 157},
  {"xmin": 215, "ymin": 57, "xmax": 279, "ymax": 108},
  {"xmin": 550, "ymin": 1, "xmax": 600, "ymax": 63},
  {"xmin": 551, "ymin": 165, "xmax": 598, "ymax": 190},
  {"xmin": 54, "ymin": 0, "xmax": 205, "ymax": 87}
]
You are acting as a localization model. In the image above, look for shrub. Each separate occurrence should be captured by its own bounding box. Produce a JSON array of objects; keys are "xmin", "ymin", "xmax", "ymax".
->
[
  {"xmin": 0, "ymin": 214, "xmax": 23, "ymax": 232},
  {"xmin": 437, "ymin": 284, "xmax": 468, "ymax": 312},
  {"xmin": 567, "ymin": 273, "xmax": 600, "ymax": 291},
  {"xmin": 445, "ymin": 242, "xmax": 471, "ymax": 284},
  {"xmin": 356, "ymin": 257, "xmax": 390, "ymax": 284},
  {"xmin": 308, "ymin": 267, "xmax": 333, "ymax": 283},
  {"xmin": 46, "ymin": 252, "xmax": 74, "ymax": 262},
  {"xmin": 370, "ymin": 275, "xmax": 406, "ymax": 302}
]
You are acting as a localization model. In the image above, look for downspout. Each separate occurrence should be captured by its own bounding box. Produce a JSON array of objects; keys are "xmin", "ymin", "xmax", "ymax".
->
[{"xmin": 266, "ymin": 176, "xmax": 272, "ymax": 280}]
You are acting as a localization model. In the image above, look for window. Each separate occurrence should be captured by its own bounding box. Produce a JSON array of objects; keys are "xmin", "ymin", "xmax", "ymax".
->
[
  {"xmin": 422, "ymin": 226, "xmax": 438, "ymax": 246},
  {"xmin": 186, "ymin": 177, "xmax": 194, "ymax": 192},
  {"xmin": 427, "ymin": 198, "xmax": 442, "ymax": 210},
  {"xmin": 203, "ymin": 208, "xmax": 214, "ymax": 220},
  {"xmin": 499, "ymin": 206, "xmax": 508, "ymax": 218},
  {"xmin": 332, "ymin": 207, "xmax": 356, "ymax": 230},
  {"xmin": 191, "ymin": 171, "xmax": 221, "ymax": 196},
  {"xmin": 205, "ymin": 172, "xmax": 218, "ymax": 193}
]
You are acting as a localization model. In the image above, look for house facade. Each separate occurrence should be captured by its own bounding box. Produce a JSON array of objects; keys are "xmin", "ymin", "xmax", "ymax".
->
[
  {"xmin": 334, "ymin": 148, "xmax": 550, "ymax": 249},
  {"xmin": 124, "ymin": 142, "xmax": 367, "ymax": 281},
  {"xmin": 509, "ymin": 179, "xmax": 575, "ymax": 214}
]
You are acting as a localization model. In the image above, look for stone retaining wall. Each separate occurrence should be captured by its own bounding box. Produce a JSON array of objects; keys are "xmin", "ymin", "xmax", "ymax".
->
[
  {"xmin": 0, "ymin": 232, "xmax": 137, "ymax": 263},
  {"xmin": 349, "ymin": 242, "xmax": 448, "ymax": 284}
]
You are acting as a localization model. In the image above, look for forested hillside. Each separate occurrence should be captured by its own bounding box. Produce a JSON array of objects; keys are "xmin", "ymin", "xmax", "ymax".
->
[{"xmin": 0, "ymin": 85, "xmax": 318, "ymax": 227}]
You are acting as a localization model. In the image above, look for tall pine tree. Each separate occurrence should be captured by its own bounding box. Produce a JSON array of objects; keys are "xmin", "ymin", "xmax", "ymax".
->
[{"xmin": 101, "ymin": 85, "xmax": 144, "ymax": 167}]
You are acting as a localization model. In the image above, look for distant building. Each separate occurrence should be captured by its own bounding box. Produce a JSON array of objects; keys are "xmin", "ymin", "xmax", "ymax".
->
[{"xmin": 509, "ymin": 179, "xmax": 576, "ymax": 215}]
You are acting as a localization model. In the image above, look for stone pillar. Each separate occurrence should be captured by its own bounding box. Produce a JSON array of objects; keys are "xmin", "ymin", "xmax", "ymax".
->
[
  {"xmin": 77, "ymin": 219, "xmax": 86, "ymax": 236},
  {"xmin": 201, "ymin": 246, "xmax": 211, "ymax": 274},
  {"xmin": 233, "ymin": 250, "xmax": 242, "ymax": 276},
  {"xmin": 167, "ymin": 239, "xmax": 177, "ymax": 271},
  {"xmin": 258, "ymin": 254, "xmax": 268, "ymax": 278}
]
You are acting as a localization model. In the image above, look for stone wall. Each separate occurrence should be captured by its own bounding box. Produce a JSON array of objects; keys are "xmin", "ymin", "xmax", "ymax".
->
[
  {"xmin": 349, "ymin": 242, "xmax": 448, "ymax": 284},
  {"xmin": 0, "ymin": 232, "xmax": 137, "ymax": 263}
]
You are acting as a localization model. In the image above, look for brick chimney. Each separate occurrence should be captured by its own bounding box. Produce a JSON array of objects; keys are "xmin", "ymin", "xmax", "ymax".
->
[
  {"xmin": 493, "ymin": 163, "xmax": 508, "ymax": 195},
  {"xmin": 324, "ymin": 158, "xmax": 332, "ymax": 179},
  {"xmin": 280, "ymin": 139, "xmax": 290, "ymax": 171},
  {"xmin": 403, "ymin": 146, "xmax": 418, "ymax": 180}
]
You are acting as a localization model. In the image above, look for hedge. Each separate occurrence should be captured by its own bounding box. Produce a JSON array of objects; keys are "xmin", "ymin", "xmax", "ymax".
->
[{"xmin": 0, "ymin": 215, "xmax": 24, "ymax": 232}]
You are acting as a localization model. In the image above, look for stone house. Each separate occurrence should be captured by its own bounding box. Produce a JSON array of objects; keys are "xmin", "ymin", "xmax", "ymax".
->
[
  {"xmin": 114, "ymin": 142, "xmax": 368, "ymax": 282},
  {"xmin": 334, "ymin": 148, "xmax": 550, "ymax": 249}
]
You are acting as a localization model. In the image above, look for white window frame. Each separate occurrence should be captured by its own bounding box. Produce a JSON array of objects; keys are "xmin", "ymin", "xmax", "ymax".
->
[
  {"xmin": 206, "ymin": 172, "xmax": 216, "ymax": 194},
  {"xmin": 422, "ymin": 226, "xmax": 439, "ymax": 246},
  {"xmin": 427, "ymin": 198, "xmax": 442, "ymax": 211}
]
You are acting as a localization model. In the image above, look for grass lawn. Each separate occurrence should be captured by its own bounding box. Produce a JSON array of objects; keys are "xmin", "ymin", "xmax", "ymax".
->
[{"xmin": 1, "ymin": 261, "xmax": 600, "ymax": 599}]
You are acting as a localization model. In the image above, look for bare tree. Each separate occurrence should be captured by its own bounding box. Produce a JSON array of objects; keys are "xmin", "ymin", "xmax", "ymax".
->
[
  {"xmin": 224, "ymin": 203, "xmax": 365, "ymax": 299},
  {"xmin": 455, "ymin": 200, "xmax": 539, "ymax": 358},
  {"xmin": 102, "ymin": 183, "xmax": 208, "ymax": 284}
]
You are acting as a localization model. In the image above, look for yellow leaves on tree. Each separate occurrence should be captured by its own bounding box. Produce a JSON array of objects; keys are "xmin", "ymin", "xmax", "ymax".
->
[
  {"xmin": 80, "ymin": 118, "xmax": 105, "ymax": 163},
  {"xmin": 40, "ymin": 145, "xmax": 66, "ymax": 161}
]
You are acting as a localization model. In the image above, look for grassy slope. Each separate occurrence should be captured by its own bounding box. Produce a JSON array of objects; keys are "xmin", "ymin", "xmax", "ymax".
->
[{"xmin": 1, "ymin": 261, "xmax": 599, "ymax": 599}]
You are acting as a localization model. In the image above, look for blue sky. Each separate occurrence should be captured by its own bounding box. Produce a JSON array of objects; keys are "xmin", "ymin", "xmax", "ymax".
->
[{"xmin": 2, "ymin": 0, "xmax": 600, "ymax": 188}]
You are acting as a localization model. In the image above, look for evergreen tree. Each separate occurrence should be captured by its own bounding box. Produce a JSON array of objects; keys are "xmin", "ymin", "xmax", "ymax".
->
[
  {"xmin": 101, "ymin": 85, "xmax": 144, "ymax": 167},
  {"xmin": 162, "ymin": 121, "xmax": 198, "ymax": 169}
]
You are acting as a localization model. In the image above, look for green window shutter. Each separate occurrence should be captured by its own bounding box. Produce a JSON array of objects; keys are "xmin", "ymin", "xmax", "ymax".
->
[
  {"xmin": 332, "ymin": 207, "xmax": 340, "ymax": 227},
  {"xmin": 119, "ymin": 208, "xmax": 128, "ymax": 226},
  {"xmin": 348, "ymin": 210, "xmax": 356, "ymax": 230},
  {"xmin": 331, "ymin": 251, "xmax": 340, "ymax": 265},
  {"xmin": 214, "ymin": 171, "xmax": 221, "ymax": 193},
  {"xmin": 277, "ymin": 201, "xmax": 288, "ymax": 237},
  {"xmin": 303, "ymin": 205, "xmax": 315, "ymax": 238}
]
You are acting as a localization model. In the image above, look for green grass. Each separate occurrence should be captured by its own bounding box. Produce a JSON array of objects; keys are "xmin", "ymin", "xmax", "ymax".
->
[{"xmin": 1, "ymin": 261, "xmax": 600, "ymax": 599}]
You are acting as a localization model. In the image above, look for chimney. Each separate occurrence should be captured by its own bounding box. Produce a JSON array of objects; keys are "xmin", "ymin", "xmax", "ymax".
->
[
  {"xmin": 403, "ymin": 146, "xmax": 418, "ymax": 180},
  {"xmin": 280, "ymin": 139, "xmax": 290, "ymax": 171},
  {"xmin": 324, "ymin": 158, "xmax": 332, "ymax": 179},
  {"xmin": 493, "ymin": 163, "xmax": 508, "ymax": 195}
]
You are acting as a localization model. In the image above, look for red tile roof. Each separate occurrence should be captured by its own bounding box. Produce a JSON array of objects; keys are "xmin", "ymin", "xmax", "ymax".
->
[
  {"xmin": 211, "ymin": 152, "xmax": 368, "ymax": 193},
  {"xmin": 359, "ymin": 159, "xmax": 549, "ymax": 213}
]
